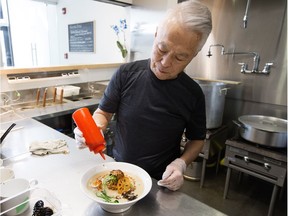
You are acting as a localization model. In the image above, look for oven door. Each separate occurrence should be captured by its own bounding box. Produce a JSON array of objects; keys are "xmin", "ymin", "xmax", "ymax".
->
[{"xmin": 225, "ymin": 145, "xmax": 287, "ymax": 186}]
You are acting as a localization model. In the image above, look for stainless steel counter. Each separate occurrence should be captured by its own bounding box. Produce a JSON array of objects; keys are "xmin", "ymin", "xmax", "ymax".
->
[
  {"xmin": 0, "ymin": 118, "xmax": 226, "ymax": 216},
  {"xmin": 88, "ymin": 177, "xmax": 227, "ymax": 216}
]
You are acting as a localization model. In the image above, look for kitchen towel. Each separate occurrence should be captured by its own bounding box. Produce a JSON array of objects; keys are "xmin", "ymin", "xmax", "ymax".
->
[{"xmin": 29, "ymin": 139, "xmax": 69, "ymax": 155}]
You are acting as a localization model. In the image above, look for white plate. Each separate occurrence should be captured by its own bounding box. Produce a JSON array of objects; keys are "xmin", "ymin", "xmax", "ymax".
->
[{"xmin": 80, "ymin": 162, "xmax": 152, "ymax": 213}]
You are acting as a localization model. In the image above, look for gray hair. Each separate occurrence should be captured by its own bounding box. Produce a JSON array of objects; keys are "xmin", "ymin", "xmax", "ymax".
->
[{"xmin": 161, "ymin": 0, "xmax": 212, "ymax": 52}]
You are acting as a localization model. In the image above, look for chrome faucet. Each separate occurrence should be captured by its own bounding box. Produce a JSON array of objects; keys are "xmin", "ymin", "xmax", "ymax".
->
[
  {"xmin": 207, "ymin": 44, "xmax": 224, "ymax": 57},
  {"xmin": 207, "ymin": 44, "xmax": 273, "ymax": 74},
  {"xmin": 262, "ymin": 63, "xmax": 274, "ymax": 74},
  {"xmin": 243, "ymin": 0, "xmax": 251, "ymax": 28},
  {"xmin": 238, "ymin": 63, "xmax": 248, "ymax": 73},
  {"xmin": 233, "ymin": 51, "xmax": 260, "ymax": 73}
]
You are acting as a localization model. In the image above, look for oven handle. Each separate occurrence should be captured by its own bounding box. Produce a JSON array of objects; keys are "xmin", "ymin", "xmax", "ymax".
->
[{"xmin": 235, "ymin": 155, "xmax": 271, "ymax": 170}]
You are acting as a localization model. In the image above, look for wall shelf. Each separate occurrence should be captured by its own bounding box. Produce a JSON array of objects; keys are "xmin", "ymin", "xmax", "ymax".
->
[{"xmin": 0, "ymin": 63, "xmax": 122, "ymax": 75}]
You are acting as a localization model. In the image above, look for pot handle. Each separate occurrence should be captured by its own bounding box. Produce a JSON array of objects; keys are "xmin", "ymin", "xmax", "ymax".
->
[
  {"xmin": 219, "ymin": 88, "xmax": 230, "ymax": 96},
  {"xmin": 233, "ymin": 120, "xmax": 247, "ymax": 130}
]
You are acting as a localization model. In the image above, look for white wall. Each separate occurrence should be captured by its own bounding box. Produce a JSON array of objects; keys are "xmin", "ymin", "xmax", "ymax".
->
[
  {"xmin": 7, "ymin": 0, "xmax": 130, "ymax": 67},
  {"xmin": 57, "ymin": 0, "xmax": 130, "ymax": 65},
  {"xmin": 1, "ymin": 0, "xmax": 130, "ymax": 94}
]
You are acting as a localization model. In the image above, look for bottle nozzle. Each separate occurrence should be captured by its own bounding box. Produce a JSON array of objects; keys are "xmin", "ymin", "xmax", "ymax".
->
[
  {"xmin": 92, "ymin": 144, "xmax": 106, "ymax": 160},
  {"xmin": 99, "ymin": 152, "xmax": 106, "ymax": 160}
]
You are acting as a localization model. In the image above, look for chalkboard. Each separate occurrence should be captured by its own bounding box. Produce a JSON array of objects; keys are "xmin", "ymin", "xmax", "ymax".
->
[{"xmin": 68, "ymin": 21, "xmax": 95, "ymax": 52}]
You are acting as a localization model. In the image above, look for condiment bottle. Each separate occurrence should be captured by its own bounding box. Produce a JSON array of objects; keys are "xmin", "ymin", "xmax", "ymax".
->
[{"xmin": 72, "ymin": 107, "xmax": 106, "ymax": 160}]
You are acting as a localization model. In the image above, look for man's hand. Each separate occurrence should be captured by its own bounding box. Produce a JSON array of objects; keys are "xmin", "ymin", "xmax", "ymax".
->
[
  {"xmin": 73, "ymin": 127, "xmax": 87, "ymax": 149},
  {"xmin": 157, "ymin": 158, "xmax": 187, "ymax": 191}
]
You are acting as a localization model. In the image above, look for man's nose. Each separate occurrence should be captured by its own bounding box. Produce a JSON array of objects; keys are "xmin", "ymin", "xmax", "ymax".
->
[{"xmin": 161, "ymin": 53, "xmax": 173, "ymax": 67}]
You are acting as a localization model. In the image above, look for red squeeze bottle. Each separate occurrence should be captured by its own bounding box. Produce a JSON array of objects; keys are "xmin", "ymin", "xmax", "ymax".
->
[{"xmin": 72, "ymin": 107, "xmax": 106, "ymax": 160}]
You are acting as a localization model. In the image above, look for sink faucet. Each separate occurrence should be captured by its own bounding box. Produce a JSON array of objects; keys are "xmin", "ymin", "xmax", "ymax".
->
[
  {"xmin": 243, "ymin": 0, "xmax": 251, "ymax": 28},
  {"xmin": 261, "ymin": 63, "xmax": 274, "ymax": 74},
  {"xmin": 207, "ymin": 44, "xmax": 224, "ymax": 57},
  {"xmin": 231, "ymin": 51, "xmax": 260, "ymax": 72},
  {"xmin": 1, "ymin": 95, "xmax": 9, "ymax": 106},
  {"xmin": 207, "ymin": 44, "xmax": 273, "ymax": 74}
]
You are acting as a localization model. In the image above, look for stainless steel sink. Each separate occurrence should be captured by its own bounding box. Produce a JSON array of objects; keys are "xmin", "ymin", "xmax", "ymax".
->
[{"xmin": 64, "ymin": 92, "xmax": 103, "ymax": 101}]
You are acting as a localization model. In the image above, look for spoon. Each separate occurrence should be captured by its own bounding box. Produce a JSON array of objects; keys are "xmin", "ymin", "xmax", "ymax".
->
[{"xmin": 0, "ymin": 123, "xmax": 16, "ymax": 144}]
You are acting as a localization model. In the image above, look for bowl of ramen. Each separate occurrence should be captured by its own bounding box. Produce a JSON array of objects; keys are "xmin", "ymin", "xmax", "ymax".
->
[{"xmin": 80, "ymin": 162, "xmax": 152, "ymax": 213}]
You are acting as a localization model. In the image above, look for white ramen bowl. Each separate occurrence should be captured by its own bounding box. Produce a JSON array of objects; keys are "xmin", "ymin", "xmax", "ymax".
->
[{"xmin": 81, "ymin": 162, "xmax": 152, "ymax": 213}]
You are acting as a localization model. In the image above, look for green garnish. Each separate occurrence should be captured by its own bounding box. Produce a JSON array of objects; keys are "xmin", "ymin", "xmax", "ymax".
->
[
  {"xmin": 96, "ymin": 190, "xmax": 119, "ymax": 203},
  {"xmin": 103, "ymin": 174, "xmax": 117, "ymax": 187}
]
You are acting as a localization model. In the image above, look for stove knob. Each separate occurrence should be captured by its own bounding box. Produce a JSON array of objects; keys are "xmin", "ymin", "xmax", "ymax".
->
[
  {"xmin": 244, "ymin": 156, "xmax": 249, "ymax": 163},
  {"xmin": 264, "ymin": 163, "xmax": 271, "ymax": 170}
]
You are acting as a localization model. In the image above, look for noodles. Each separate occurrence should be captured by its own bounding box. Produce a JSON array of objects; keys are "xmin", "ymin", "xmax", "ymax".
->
[{"xmin": 87, "ymin": 169, "xmax": 144, "ymax": 203}]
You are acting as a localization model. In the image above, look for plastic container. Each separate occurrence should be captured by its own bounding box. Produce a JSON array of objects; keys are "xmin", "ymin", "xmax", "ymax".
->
[
  {"xmin": 0, "ymin": 185, "xmax": 61, "ymax": 216},
  {"xmin": 56, "ymin": 85, "xmax": 80, "ymax": 97},
  {"xmin": 72, "ymin": 108, "xmax": 106, "ymax": 159},
  {"xmin": 0, "ymin": 179, "xmax": 38, "ymax": 215}
]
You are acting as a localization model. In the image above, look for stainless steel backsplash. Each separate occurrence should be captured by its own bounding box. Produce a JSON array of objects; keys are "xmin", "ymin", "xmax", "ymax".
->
[
  {"xmin": 184, "ymin": 0, "xmax": 287, "ymax": 124},
  {"xmin": 130, "ymin": 0, "xmax": 287, "ymax": 129}
]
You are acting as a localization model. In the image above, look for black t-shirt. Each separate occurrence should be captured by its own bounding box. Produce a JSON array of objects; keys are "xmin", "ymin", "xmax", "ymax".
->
[{"xmin": 99, "ymin": 59, "xmax": 206, "ymax": 179}]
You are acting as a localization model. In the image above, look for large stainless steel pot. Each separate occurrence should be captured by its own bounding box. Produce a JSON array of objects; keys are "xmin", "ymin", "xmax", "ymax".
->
[
  {"xmin": 196, "ymin": 80, "xmax": 228, "ymax": 129},
  {"xmin": 235, "ymin": 115, "xmax": 287, "ymax": 148}
]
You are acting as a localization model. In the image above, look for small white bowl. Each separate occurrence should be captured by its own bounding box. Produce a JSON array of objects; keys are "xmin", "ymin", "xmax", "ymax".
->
[
  {"xmin": 0, "ymin": 178, "xmax": 38, "ymax": 215},
  {"xmin": 81, "ymin": 162, "xmax": 152, "ymax": 213}
]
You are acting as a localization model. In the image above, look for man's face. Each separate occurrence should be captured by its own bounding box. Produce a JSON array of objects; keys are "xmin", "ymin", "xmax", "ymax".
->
[{"xmin": 150, "ymin": 22, "xmax": 201, "ymax": 80}]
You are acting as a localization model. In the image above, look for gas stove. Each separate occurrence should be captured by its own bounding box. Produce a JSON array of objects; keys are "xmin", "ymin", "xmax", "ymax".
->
[{"xmin": 223, "ymin": 136, "xmax": 287, "ymax": 216}]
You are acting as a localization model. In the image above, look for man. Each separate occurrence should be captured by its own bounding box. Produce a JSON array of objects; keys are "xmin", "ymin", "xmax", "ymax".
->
[{"xmin": 75, "ymin": 0, "xmax": 212, "ymax": 191}]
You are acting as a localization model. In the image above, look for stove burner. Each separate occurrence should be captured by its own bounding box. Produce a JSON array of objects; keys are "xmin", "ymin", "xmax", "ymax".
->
[{"xmin": 232, "ymin": 136, "xmax": 287, "ymax": 155}]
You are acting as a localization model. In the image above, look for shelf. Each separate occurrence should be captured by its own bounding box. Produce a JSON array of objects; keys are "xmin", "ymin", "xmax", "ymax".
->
[{"xmin": 0, "ymin": 63, "xmax": 122, "ymax": 75}]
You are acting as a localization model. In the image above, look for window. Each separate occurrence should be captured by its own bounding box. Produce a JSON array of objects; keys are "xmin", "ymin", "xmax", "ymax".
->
[{"xmin": 0, "ymin": 0, "xmax": 14, "ymax": 66}]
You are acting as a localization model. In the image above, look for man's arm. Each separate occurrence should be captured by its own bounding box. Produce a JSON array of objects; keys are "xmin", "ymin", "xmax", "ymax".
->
[
  {"xmin": 92, "ymin": 108, "xmax": 114, "ymax": 131},
  {"xmin": 180, "ymin": 139, "xmax": 204, "ymax": 166}
]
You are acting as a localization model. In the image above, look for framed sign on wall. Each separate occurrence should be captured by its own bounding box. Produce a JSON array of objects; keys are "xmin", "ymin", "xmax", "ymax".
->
[{"xmin": 68, "ymin": 21, "xmax": 95, "ymax": 52}]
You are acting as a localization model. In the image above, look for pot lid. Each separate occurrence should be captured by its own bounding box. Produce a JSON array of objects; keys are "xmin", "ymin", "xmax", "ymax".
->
[{"xmin": 239, "ymin": 115, "xmax": 287, "ymax": 133}]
